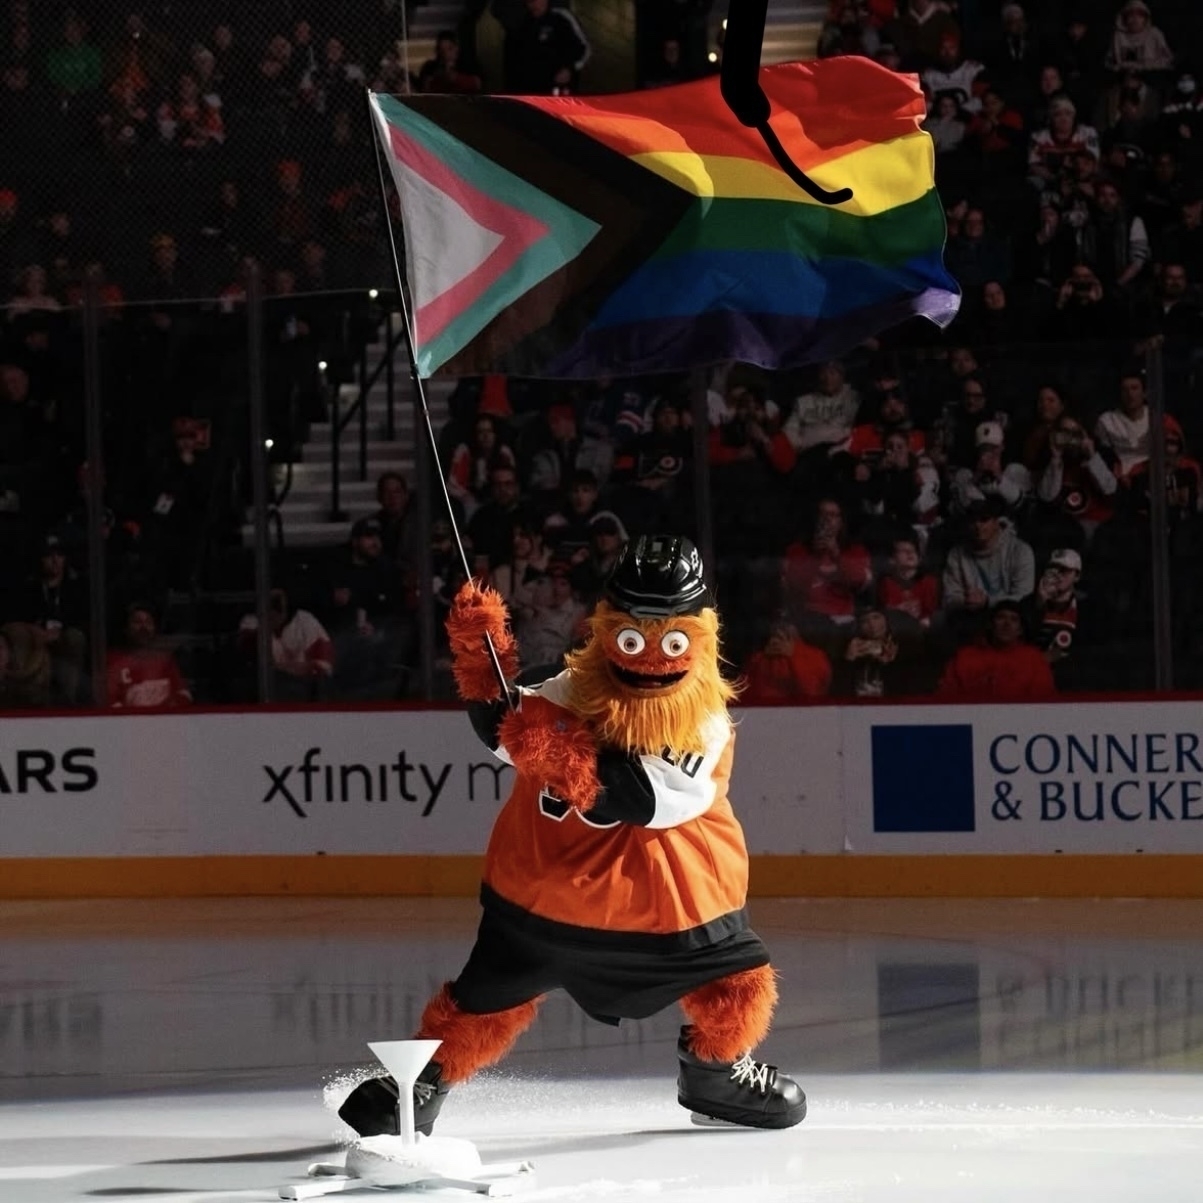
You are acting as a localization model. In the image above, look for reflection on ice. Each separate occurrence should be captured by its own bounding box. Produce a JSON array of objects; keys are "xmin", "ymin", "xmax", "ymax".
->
[{"xmin": 1, "ymin": 898, "xmax": 1203, "ymax": 1200}]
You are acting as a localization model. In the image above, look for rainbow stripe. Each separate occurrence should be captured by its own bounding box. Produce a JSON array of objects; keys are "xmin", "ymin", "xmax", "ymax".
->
[{"xmin": 372, "ymin": 59, "xmax": 959, "ymax": 379}]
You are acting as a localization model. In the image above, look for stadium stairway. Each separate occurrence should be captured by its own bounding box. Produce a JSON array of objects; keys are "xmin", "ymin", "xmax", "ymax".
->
[
  {"xmin": 764, "ymin": 0, "xmax": 825, "ymax": 64},
  {"xmin": 707, "ymin": 0, "xmax": 825, "ymax": 65},
  {"xmin": 409, "ymin": 0, "xmax": 827, "ymax": 90},
  {"xmin": 241, "ymin": 316, "xmax": 453, "ymax": 549},
  {"xmin": 397, "ymin": 0, "xmax": 464, "ymax": 82}
]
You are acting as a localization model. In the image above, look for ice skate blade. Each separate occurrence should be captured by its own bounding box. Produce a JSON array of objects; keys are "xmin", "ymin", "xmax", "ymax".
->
[
  {"xmin": 690, "ymin": 1111, "xmax": 747, "ymax": 1128},
  {"xmin": 688, "ymin": 1108, "xmax": 807, "ymax": 1130}
]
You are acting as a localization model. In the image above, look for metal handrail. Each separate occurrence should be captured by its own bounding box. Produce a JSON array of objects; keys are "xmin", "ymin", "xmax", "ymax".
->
[{"xmin": 328, "ymin": 307, "xmax": 407, "ymax": 521}]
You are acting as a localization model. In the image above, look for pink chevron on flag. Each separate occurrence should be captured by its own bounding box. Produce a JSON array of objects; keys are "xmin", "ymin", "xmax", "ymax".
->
[{"xmin": 382, "ymin": 119, "xmax": 549, "ymax": 346}]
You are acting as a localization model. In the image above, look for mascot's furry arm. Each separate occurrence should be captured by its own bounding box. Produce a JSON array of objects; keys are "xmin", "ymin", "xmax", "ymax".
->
[
  {"xmin": 447, "ymin": 580, "xmax": 520, "ymax": 702},
  {"xmin": 448, "ymin": 581, "xmax": 602, "ymax": 813}
]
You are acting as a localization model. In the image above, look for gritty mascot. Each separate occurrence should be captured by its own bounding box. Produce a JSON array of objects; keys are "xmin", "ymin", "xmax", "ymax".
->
[{"xmin": 340, "ymin": 535, "xmax": 805, "ymax": 1133}]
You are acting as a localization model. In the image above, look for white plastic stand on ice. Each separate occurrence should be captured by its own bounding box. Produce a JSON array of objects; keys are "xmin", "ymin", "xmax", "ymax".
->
[{"xmin": 278, "ymin": 1040, "xmax": 535, "ymax": 1200}]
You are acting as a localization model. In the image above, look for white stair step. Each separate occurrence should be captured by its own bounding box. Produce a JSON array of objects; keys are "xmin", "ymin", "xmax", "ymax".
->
[
  {"xmin": 282, "ymin": 466, "xmax": 421, "ymax": 489},
  {"xmin": 326, "ymin": 403, "xmax": 413, "ymax": 423},
  {"xmin": 240, "ymin": 519, "xmax": 369, "ymax": 548},
  {"xmin": 287, "ymin": 465, "xmax": 419, "ymax": 488},
  {"xmin": 275, "ymin": 503, "xmax": 381, "ymax": 524},
  {"xmin": 278, "ymin": 481, "xmax": 382, "ymax": 506},
  {"xmin": 302, "ymin": 432, "xmax": 418, "ymax": 452}
]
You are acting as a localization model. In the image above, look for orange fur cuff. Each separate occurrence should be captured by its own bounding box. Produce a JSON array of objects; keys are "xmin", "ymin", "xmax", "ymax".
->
[
  {"xmin": 415, "ymin": 983, "xmax": 543, "ymax": 1083},
  {"xmin": 497, "ymin": 694, "xmax": 602, "ymax": 812},
  {"xmin": 680, "ymin": 965, "xmax": 779, "ymax": 1063},
  {"xmin": 446, "ymin": 581, "xmax": 520, "ymax": 702}
]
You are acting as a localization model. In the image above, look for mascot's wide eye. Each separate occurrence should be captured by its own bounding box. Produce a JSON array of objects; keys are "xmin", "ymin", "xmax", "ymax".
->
[
  {"xmin": 660, "ymin": 631, "xmax": 690, "ymax": 658},
  {"xmin": 616, "ymin": 628, "xmax": 646, "ymax": 656}
]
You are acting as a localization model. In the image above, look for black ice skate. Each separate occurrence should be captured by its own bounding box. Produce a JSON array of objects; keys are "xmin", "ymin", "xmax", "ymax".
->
[
  {"xmin": 337, "ymin": 1061, "xmax": 449, "ymax": 1137},
  {"xmin": 677, "ymin": 1027, "xmax": 806, "ymax": 1129}
]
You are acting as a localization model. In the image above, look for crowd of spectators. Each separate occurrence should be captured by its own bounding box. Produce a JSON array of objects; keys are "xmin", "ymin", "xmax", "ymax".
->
[
  {"xmin": 2, "ymin": 0, "xmax": 1203, "ymax": 708},
  {"xmin": 410, "ymin": 0, "xmax": 1203, "ymax": 702}
]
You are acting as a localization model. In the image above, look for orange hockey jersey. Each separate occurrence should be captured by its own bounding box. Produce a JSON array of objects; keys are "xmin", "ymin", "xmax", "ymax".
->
[{"xmin": 470, "ymin": 671, "xmax": 750, "ymax": 952}]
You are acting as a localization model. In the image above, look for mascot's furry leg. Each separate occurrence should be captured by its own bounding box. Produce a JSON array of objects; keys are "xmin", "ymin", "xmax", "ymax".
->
[
  {"xmin": 680, "ymin": 964, "xmax": 778, "ymax": 1062},
  {"xmin": 415, "ymin": 983, "xmax": 543, "ymax": 1083},
  {"xmin": 675, "ymin": 965, "xmax": 806, "ymax": 1128}
]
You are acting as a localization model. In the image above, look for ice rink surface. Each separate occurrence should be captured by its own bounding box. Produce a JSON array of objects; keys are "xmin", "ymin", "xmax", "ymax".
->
[{"xmin": 3, "ymin": 896, "xmax": 1203, "ymax": 1202}]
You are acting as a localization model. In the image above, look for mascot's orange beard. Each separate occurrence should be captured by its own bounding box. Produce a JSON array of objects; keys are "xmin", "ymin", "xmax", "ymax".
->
[{"xmin": 563, "ymin": 602, "xmax": 737, "ymax": 758}]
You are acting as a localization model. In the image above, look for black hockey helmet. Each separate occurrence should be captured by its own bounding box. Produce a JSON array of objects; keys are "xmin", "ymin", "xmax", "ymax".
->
[{"xmin": 603, "ymin": 534, "xmax": 710, "ymax": 619}]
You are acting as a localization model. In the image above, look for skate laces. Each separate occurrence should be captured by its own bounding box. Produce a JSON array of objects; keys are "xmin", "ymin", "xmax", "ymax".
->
[{"xmin": 729, "ymin": 1052, "xmax": 774, "ymax": 1094}]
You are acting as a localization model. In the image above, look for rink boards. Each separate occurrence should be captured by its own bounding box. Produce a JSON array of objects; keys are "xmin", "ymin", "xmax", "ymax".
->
[{"xmin": 2, "ymin": 701, "xmax": 1203, "ymax": 896}]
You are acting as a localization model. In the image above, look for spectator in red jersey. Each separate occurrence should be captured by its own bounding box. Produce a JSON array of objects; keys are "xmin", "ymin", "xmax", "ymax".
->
[
  {"xmin": 937, "ymin": 599, "xmax": 1056, "ymax": 699},
  {"xmin": 1028, "ymin": 94, "xmax": 1100, "ymax": 189},
  {"xmin": 877, "ymin": 535, "xmax": 940, "ymax": 629},
  {"xmin": 106, "ymin": 603, "xmax": 191, "ymax": 709},
  {"xmin": 740, "ymin": 616, "xmax": 831, "ymax": 703},
  {"xmin": 964, "ymin": 86, "xmax": 1025, "ymax": 172},
  {"xmin": 239, "ymin": 587, "xmax": 334, "ymax": 702},
  {"xmin": 709, "ymin": 382, "xmax": 796, "ymax": 476},
  {"xmin": 781, "ymin": 497, "xmax": 873, "ymax": 639}
]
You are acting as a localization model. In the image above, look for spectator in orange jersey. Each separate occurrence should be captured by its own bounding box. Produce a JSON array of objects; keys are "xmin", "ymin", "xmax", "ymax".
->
[
  {"xmin": 740, "ymin": 616, "xmax": 832, "ymax": 703},
  {"xmin": 106, "ymin": 603, "xmax": 191, "ymax": 709},
  {"xmin": 937, "ymin": 599, "xmax": 1056, "ymax": 700}
]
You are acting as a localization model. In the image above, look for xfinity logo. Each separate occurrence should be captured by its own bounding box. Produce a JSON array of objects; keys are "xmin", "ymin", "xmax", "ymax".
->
[{"xmin": 262, "ymin": 747, "xmax": 513, "ymax": 819}]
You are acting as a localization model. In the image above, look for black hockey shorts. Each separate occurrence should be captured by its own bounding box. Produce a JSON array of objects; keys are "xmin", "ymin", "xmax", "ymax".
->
[{"xmin": 449, "ymin": 909, "xmax": 772, "ymax": 1026}]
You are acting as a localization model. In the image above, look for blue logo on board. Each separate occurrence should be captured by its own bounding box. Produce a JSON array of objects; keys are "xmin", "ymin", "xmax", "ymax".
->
[{"xmin": 871, "ymin": 725, "xmax": 976, "ymax": 833}]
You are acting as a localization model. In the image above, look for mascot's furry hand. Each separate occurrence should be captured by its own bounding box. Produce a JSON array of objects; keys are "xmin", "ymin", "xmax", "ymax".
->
[
  {"xmin": 498, "ymin": 694, "xmax": 602, "ymax": 813},
  {"xmin": 447, "ymin": 580, "xmax": 520, "ymax": 702}
]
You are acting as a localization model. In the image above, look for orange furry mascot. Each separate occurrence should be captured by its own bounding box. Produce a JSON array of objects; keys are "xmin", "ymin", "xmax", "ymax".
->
[{"xmin": 340, "ymin": 535, "xmax": 805, "ymax": 1133}]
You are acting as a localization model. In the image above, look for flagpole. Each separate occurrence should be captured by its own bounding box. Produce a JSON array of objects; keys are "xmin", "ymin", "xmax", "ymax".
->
[{"xmin": 366, "ymin": 90, "xmax": 513, "ymax": 703}]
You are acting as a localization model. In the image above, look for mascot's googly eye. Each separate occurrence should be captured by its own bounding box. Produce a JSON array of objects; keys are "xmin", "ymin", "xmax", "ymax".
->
[
  {"xmin": 660, "ymin": 631, "xmax": 690, "ymax": 658},
  {"xmin": 616, "ymin": 628, "xmax": 646, "ymax": 656}
]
